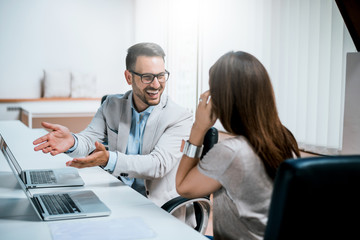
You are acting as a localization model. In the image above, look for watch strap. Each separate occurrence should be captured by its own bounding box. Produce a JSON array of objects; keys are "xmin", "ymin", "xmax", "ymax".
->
[{"xmin": 182, "ymin": 140, "xmax": 203, "ymax": 158}]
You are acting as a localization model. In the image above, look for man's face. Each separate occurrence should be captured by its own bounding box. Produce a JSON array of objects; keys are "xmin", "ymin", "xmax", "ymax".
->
[{"xmin": 126, "ymin": 56, "xmax": 166, "ymax": 112}]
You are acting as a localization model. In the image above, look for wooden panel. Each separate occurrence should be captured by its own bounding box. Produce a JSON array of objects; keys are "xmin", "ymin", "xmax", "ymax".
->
[
  {"xmin": 20, "ymin": 111, "xmax": 29, "ymax": 127},
  {"xmin": 31, "ymin": 116, "xmax": 93, "ymax": 133},
  {"xmin": 0, "ymin": 97, "xmax": 100, "ymax": 103}
]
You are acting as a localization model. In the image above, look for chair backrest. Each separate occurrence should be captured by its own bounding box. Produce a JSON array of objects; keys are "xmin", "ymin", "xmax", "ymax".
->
[
  {"xmin": 201, "ymin": 127, "xmax": 218, "ymax": 159},
  {"xmin": 101, "ymin": 94, "xmax": 108, "ymax": 105},
  {"xmin": 264, "ymin": 155, "xmax": 360, "ymax": 240}
]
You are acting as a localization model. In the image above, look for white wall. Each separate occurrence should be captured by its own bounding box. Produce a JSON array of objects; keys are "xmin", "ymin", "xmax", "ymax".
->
[
  {"xmin": 131, "ymin": 0, "xmax": 358, "ymax": 154},
  {"xmin": 0, "ymin": 0, "xmax": 134, "ymax": 99}
]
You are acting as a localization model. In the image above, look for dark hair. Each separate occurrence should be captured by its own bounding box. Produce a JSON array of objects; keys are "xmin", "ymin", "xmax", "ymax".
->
[
  {"xmin": 209, "ymin": 51, "xmax": 300, "ymax": 179},
  {"xmin": 126, "ymin": 42, "xmax": 166, "ymax": 70}
]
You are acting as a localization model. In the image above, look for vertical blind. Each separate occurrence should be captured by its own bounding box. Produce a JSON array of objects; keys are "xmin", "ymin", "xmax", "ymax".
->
[{"xmin": 134, "ymin": 0, "xmax": 356, "ymax": 155}]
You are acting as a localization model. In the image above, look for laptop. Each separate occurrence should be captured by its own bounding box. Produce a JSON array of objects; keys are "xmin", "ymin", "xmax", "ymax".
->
[
  {"xmin": 1, "ymin": 136, "xmax": 111, "ymax": 221},
  {"xmin": 0, "ymin": 134, "xmax": 84, "ymax": 188}
]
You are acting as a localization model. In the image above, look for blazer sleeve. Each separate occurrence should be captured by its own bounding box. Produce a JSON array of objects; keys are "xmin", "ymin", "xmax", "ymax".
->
[
  {"xmin": 112, "ymin": 106, "xmax": 193, "ymax": 179},
  {"xmin": 66, "ymin": 100, "xmax": 109, "ymax": 158}
]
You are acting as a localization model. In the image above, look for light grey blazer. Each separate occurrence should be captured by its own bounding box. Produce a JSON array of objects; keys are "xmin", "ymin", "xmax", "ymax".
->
[{"xmin": 68, "ymin": 90, "xmax": 193, "ymax": 207}]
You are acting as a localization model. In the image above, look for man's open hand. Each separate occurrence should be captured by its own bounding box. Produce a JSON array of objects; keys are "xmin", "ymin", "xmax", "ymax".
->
[{"xmin": 66, "ymin": 141, "xmax": 109, "ymax": 168}]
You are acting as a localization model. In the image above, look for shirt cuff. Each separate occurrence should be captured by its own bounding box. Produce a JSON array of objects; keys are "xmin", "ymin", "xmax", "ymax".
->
[
  {"xmin": 103, "ymin": 151, "xmax": 117, "ymax": 173},
  {"xmin": 65, "ymin": 134, "xmax": 78, "ymax": 153}
]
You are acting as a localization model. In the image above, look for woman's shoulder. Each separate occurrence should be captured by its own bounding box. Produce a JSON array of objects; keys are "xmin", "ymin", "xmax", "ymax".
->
[
  {"xmin": 212, "ymin": 135, "xmax": 258, "ymax": 162},
  {"xmin": 204, "ymin": 135, "xmax": 251, "ymax": 161},
  {"xmin": 217, "ymin": 135, "xmax": 252, "ymax": 150}
]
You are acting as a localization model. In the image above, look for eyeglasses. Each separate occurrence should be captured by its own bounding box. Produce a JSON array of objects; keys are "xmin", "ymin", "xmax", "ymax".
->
[{"xmin": 129, "ymin": 70, "xmax": 170, "ymax": 84}]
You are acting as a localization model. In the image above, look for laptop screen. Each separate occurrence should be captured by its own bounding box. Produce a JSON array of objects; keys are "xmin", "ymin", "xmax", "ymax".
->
[{"xmin": 0, "ymin": 134, "xmax": 23, "ymax": 177}]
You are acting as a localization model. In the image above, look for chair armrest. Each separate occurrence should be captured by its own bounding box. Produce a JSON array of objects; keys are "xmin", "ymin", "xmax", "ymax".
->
[
  {"xmin": 160, "ymin": 128, "xmax": 217, "ymax": 234},
  {"xmin": 161, "ymin": 196, "xmax": 211, "ymax": 234}
]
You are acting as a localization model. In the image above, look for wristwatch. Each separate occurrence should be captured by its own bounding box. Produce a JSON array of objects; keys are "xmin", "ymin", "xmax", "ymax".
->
[{"xmin": 182, "ymin": 140, "xmax": 204, "ymax": 158}]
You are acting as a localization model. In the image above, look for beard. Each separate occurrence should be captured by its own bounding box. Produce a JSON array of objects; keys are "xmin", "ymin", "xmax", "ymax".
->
[{"xmin": 132, "ymin": 81, "xmax": 164, "ymax": 107}]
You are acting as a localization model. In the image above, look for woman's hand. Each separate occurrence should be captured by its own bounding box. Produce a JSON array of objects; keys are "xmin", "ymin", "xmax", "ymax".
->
[
  {"xmin": 176, "ymin": 91, "xmax": 221, "ymax": 198},
  {"xmin": 190, "ymin": 91, "xmax": 217, "ymax": 145}
]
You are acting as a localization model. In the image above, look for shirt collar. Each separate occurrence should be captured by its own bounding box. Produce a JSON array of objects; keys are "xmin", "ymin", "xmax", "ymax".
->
[{"xmin": 130, "ymin": 96, "xmax": 154, "ymax": 115}]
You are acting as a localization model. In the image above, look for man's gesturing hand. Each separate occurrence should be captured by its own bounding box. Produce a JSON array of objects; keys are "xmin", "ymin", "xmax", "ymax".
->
[
  {"xmin": 66, "ymin": 142, "xmax": 109, "ymax": 168},
  {"xmin": 33, "ymin": 122, "xmax": 74, "ymax": 156}
]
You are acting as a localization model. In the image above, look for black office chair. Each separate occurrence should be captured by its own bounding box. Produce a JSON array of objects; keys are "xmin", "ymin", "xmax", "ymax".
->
[
  {"xmin": 161, "ymin": 127, "xmax": 218, "ymax": 234},
  {"xmin": 264, "ymin": 155, "xmax": 360, "ymax": 240},
  {"xmin": 101, "ymin": 94, "xmax": 108, "ymax": 105}
]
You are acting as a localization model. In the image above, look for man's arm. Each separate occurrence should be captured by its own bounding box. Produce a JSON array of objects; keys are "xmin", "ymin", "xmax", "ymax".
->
[
  {"xmin": 66, "ymin": 104, "xmax": 109, "ymax": 158},
  {"xmin": 66, "ymin": 141, "xmax": 109, "ymax": 168},
  {"xmin": 112, "ymin": 111, "xmax": 193, "ymax": 179},
  {"xmin": 66, "ymin": 108, "xmax": 192, "ymax": 176}
]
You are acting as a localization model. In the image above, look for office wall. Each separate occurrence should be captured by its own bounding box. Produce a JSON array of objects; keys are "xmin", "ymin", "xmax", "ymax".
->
[{"xmin": 0, "ymin": 0, "xmax": 134, "ymax": 99}]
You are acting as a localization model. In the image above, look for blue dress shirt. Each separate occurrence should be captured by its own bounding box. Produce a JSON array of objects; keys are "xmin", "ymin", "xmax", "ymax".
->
[
  {"xmin": 103, "ymin": 101, "xmax": 154, "ymax": 187},
  {"xmin": 69, "ymin": 99, "xmax": 154, "ymax": 190}
]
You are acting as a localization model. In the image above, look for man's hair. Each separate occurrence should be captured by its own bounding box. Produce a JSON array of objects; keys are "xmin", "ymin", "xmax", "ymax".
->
[{"xmin": 126, "ymin": 42, "xmax": 166, "ymax": 70}]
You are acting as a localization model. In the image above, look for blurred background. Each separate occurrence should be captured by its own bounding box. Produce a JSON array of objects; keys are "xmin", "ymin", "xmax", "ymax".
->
[{"xmin": 0, "ymin": 0, "xmax": 357, "ymax": 155}]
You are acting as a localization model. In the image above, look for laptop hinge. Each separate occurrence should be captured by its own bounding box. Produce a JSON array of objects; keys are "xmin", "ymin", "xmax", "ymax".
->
[
  {"xmin": 21, "ymin": 171, "xmax": 27, "ymax": 184},
  {"xmin": 32, "ymin": 196, "xmax": 45, "ymax": 215}
]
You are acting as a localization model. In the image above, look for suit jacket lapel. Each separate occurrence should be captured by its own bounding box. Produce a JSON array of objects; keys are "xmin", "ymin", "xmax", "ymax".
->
[
  {"xmin": 117, "ymin": 94, "xmax": 132, "ymax": 153},
  {"xmin": 142, "ymin": 105, "xmax": 161, "ymax": 154},
  {"xmin": 142, "ymin": 94, "xmax": 167, "ymax": 154}
]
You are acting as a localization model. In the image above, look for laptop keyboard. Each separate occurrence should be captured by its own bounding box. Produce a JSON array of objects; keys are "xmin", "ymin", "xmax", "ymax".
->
[
  {"xmin": 40, "ymin": 194, "xmax": 81, "ymax": 215},
  {"xmin": 30, "ymin": 170, "xmax": 56, "ymax": 184}
]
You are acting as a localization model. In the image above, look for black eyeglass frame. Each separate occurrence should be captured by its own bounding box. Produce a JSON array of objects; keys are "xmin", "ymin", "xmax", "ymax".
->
[{"xmin": 129, "ymin": 70, "xmax": 170, "ymax": 84}]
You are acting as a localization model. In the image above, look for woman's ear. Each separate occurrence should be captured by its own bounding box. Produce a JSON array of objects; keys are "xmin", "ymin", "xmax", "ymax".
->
[{"xmin": 124, "ymin": 70, "xmax": 132, "ymax": 85}]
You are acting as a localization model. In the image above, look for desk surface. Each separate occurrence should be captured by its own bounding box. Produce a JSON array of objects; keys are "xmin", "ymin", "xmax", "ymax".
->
[{"xmin": 0, "ymin": 120, "xmax": 207, "ymax": 240}]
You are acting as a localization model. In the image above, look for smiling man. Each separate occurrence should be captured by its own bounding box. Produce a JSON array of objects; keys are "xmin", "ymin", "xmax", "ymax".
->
[{"xmin": 33, "ymin": 43, "xmax": 193, "ymax": 212}]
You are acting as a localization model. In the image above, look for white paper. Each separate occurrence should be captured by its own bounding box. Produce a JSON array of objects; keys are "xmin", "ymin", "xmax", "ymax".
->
[{"xmin": 49, "ymin": 217, "xmax": 156, "ymax": 240}]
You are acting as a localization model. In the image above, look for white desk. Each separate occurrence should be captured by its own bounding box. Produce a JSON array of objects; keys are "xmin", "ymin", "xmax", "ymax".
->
[
  {"xmin": 0, "ymin": 120, "xmax": 207, "ymax": 240},
  {"xmin": 19, "ymin": 100, "xmax": 100, "ymax": 133}
]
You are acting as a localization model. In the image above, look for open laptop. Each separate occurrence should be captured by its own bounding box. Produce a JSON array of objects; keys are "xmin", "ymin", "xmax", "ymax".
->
[
  {"xmin": 1, "ymin": 136, "xmax": 111, "ymax": 221},
  {"xmin": 0, "ymin": 134, "xmax": 84, "ymax": 188}
]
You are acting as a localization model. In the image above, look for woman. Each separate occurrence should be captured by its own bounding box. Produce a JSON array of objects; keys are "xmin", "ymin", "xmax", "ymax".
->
[{"xmin": 176, "ymin": 51, "xmax": 300, "ymax": 240}]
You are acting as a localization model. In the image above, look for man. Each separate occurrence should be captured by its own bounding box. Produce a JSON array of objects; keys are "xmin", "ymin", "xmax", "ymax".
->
[{"xmin": 33, "ymin": 42, "xmax": 193, "ymax": 209}]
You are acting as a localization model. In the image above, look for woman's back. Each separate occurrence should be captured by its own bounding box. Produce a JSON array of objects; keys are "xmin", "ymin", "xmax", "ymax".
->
[
  {"xmin": 199, "ymin": 136, "xmax": 273, "ymax": 240},
  {"xmin": 176, "ymin": 51, "xmax": 300, "ymax": 239}
]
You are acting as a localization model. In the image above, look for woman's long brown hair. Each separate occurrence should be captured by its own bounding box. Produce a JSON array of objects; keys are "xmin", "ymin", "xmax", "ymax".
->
[{"xmin": 209, "ymin": 51, "xmax": 300, "ymax": 180}]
